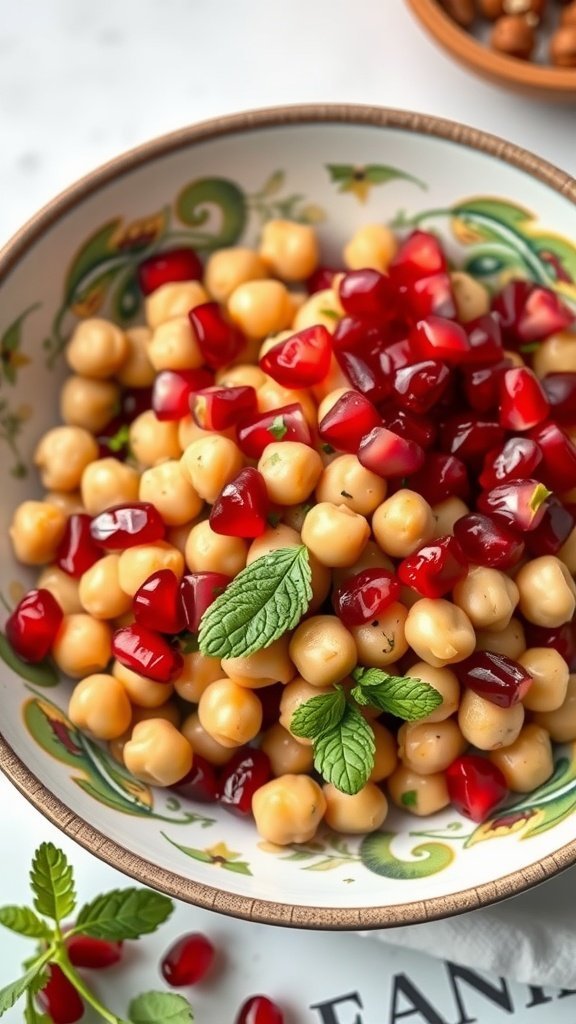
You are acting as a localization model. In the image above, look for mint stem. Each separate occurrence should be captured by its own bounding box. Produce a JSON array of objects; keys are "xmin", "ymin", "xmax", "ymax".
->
[{"xmin": 56, "ymin": 950, "xmax": 125, "ymax": 1024}]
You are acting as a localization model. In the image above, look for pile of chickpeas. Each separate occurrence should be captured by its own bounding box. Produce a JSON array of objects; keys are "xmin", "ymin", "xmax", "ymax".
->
[{"xmin": 7, "ymin": 214, "xmax": 576, "ymax": 847}]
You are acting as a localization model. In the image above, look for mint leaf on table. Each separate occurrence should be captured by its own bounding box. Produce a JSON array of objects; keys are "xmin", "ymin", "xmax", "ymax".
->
[
  {"xmin": 29, "ymin": 842, "xmax": 75, "ymax": 923},
  {"xmin": 74, "ymin": 888, "xmax": 173, "ymax": 941},
  {"xmin": 0, "ymin": 906, "xmax": 51, "ymax": 939},
  {"xmin": 0, "ymin": 955, "xmax": 50, "ymax": 1015},
  {"xmin": 128, "ymin": 991, "xmax": 194, "ymax": 1023},
  {"xmin": 351, "ymin": 666, "xmax": 442, "ymax": 721},
  {"xmin": 313, "ymin": 703, "xmax": 375, "ymax": 796},
  {"xmin": 198, "ymin": 545, "xmax": 312, "ymax": 658},
  {"xmin": 291, "ymin": 688, "xmax": 346, "ymax": 739}
]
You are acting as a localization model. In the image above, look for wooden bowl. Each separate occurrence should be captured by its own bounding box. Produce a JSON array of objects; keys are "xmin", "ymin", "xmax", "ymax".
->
[{"xmin": 408, "ymin": 0, "xmax": 576, "ymax": 100}]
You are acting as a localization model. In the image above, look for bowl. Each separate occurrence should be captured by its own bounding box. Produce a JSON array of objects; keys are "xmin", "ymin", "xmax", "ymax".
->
[
  {"xmin": 407, "ymin": 0, "xmax": 576, "ymax": 101},
  {"xmin": 1, "ymin": 104, "xmax": 576, "ymax": 930}
]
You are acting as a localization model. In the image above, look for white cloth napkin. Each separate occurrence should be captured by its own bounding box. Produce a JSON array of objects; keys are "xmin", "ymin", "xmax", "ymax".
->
[{"xmin": 362, "ymin": 867, "xmax": 576, "ymax": 987}]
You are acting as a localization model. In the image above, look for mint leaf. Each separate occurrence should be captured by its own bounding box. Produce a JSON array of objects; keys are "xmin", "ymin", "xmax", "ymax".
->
[
  {"xmin": 29, "ymin": 843, "xmax": 75, "ymax": 923},
  {"xmin": 0, "ymin": 954, "xmax": 50, "ymax": 1015},
  {"xmin": 198, "ymin": 546, "xmax": 312, "ymax": 658},
  {"xmin": 75, "ymin": 888, "xmax": 173, "ymax": 941},
  {"xmin": 268, "ymin": 415, "xmax": 288, "ymax": 441},
  {"xmin": 351, "ymin": 667, "xmax": 442, "ymax": 721},
  {"xmin": 129, "ymin": 991, "xmax": 194, "ymax": 1023},
  {"xmin": 313, "ymin": 703, "xmax": 375, "ymax": 796},
  {"xmin": 290, "ymin": 688, "xmax": 346, "ymax": 740},
  {"xmin": 0, "ymin": 906, "xmax": 52, "ymax": 939}
]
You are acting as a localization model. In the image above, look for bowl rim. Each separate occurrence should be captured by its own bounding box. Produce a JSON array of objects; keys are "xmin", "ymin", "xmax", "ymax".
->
[{"xmin": 1, "ymin": 103, "xmax": 576, "ymax": 930}]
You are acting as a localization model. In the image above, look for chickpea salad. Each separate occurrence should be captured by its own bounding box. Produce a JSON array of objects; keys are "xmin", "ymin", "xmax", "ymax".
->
[{"xmin": 6, "ymin": 217, "xmax": 576, "ymax": 846}]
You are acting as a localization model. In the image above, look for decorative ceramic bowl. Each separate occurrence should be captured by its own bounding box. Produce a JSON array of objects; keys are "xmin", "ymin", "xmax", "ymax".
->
[{"xmin": 1, "ymin": 105, "xmax": 576, "ymax": 930}]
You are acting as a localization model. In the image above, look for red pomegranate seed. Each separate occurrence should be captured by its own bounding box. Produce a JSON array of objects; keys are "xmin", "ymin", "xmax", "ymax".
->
[
  {"xmin": 382, "ymin": 336, "xmax": 414, "ymax": 372},
  {"xmin": 133, "ymin": 569, "xmax": 186, "ymax": 634},
  {"xmin": 338, "ymin": 268, "xmax": 394, "ymax": 319},
  {"xmin": 446, "ymin": 755, "xmax": 508, "ymax": 823},
  {"xmin": 307, "ymin": 266, "xmax": 340, "ymax": 293},
  {"xmin": 66, "ymin": 934, "xmax": 123, "ymax": 969},
  {"xmin": 462, "ymin": 360, "xmax": 510, "ymax": 413},
  {"xmin": 137, "ymin": 247, "xmax": 202, "ymax": 295},
  {"xmin": 37, "ymin": 964, "xmax": 84, "ymax": 1024},
  {"xmin": 453, "ymin": 513, "xmax": 525, "ymax": 570},
  {"xmin": 499, "ymin": 367, "xmax": 550, "ymax": 431},
  {"xmin": 191, "ymin": 385, "xmax": 257, "ymax": 430},
  {"xmin": 162, "ymin": 933, "xmax": 215, "ymax": 986},
  {"xmin": 336, "ymin": 347, "xmax": 392, "ymax": 404},
  {"xmin": 318, "ymin": 391, "xmax": 381, "ymax": 453},
  {"xmin": 189, "ymin": 302, "xmax": 245, "ymax": 369},
  {"xmin": 333, "ymin": 568, "xmax": 401, "ymax": 627},
  {"xmin": 56, "ymin": 514, "xmax": 101, "ymax": 578},
  {"xmin": 526, "ymin": 497, "xmax": 575, "ymax": 557},
  {"xmin": 260, "ymin": 325, "xmax": 332, "ymax": 388},
  {"xmin": 440, "ymin": 414, "xmax": 504, "ymax": 461},
  {"xmin": 210, "ymin": 468, "xmax": 269, "ymax": 538},
  {"xmin": 122, "ymin": 387, "xmax": 154, "ymax": 422},
  {"xmin": 456, "ymin": 651, "xmax": 532, "ymax": 708},
  {"xmin": 479, "ymin": 437, "xmax": 542, "ymax": 489},
  {"xmin": 152, "ymin": 368, "xmax": 214, "ymax": 421},
  {"xmin": 410, "ymin": 316, "xmax": 470, "ymax": 364},
  {"xmin": 180, "ymin": 572, "xmax": 231, "ymax": 633},
  {"xmin": 462, "ymin": 313, "xmax": 504, "ymax": 366},
  {"xmin": 525, "ymin": 622, "xmax": 576, "ymax": 670},
  {"xmin": 492, "ymin": 280, "xmax": 574, "ymax": 345},
  {"xmin": 477, "ymin": 479, "xmax": 551, "ymax": 532},
  {"xmin": 409, "ymin": 452, "xmax": 470, "ymax": 505},
  {"xmin": 541, "ymin": 373, "xmax": 576, "ymax": 424},
  {"xmin": 259, "ymin": 683, "xmax": 285, "ymax": 729},
  {"xmin": 398, "ymin": 536, "xmax": 468, "ymax": 598},
  {"xmin": 358, "ymin": 426, "xmax": 425, "ymax": 478},
  {"xmin": 219, "ymin": 749, "xmax": 271, "ymax": 816},
  {"xmin": 381, "ymin": 409, "xmax": 437, "ymax": 449},
  {"xmin": 401, "ymin": 272, "xmax": 456, "ymax": 321},
  {"xmin": 112, "ymin": 624, "xmax": 183, "ymax": 683},
  {"xmin": 90, "ymin": 502, "xmax": 165, "ymax": 549},
  {"xmin": 390, "ymin": 230, "xmax": 447, "ymax": 286},
  {"xmin": 171, "ymin": 756, "xmax": 220, "ymax": 803},
  {"xmin": 236, "ymin": 996, "xmax": 285, "ymax": 1024},
  {"xmin": 332, "ymin": 314, "xmax": 390, "ymax": 354},
  {"xmin": 529, "ymin": 421, "xmax": 576, "ymax": 492},
  {"xmin": 237, "ymin": 403, "xmax": 312, "ymax": 459},
  {"xmin": 6, "ymin": 589, "xmax": 63, "ymax": 663},
  {"xmin": 392, "ymin": 360, "xmax": 451, "ymax": 414}
]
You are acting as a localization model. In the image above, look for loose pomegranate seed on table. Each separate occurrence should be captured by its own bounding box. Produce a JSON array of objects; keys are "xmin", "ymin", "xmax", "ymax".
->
[
  {"xmin": 90, "ymin": 502, "xmax": 166, "ymax": 549},
  {"xmin": 161, "ymin": 932, "xmax": 216, "ymax": 986},
  {"xmin": 66, "ymin": 934, "xmax": 123, "ymax": 969},
  {"xmin": 137, "ymin": 246, "xmax": 203, "ymax": 295},
  {"xmin": 37, "ymin": 963, "xmax": 84, "ymax": 1024},
  {"xmin": 235, "ymin": 995, "xmax": 285, "ymax": 1024},
  {"xmin": 6, "ymin": 589, "xmax": 63, "ymax": 663}
]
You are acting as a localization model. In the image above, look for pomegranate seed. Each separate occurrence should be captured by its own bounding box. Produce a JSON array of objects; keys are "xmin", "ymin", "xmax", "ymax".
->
[
  {"xmin": 381, "ymin": 409, "xmax": 437, "ymax": 449},
  {"xmin": 260, "ymin": 325, "xmax": 332, "ymax": 388},
  {"xmin": 336, "ymin": 347, "xmax": 392, "ymax": 404},
  {"xmin": 541, "ymin": 372, "xmax": 576, "ymax": 424},
  {"xmin": 358, "ymin": 426, "xmax": 425, "ymax": 478},
  {"xmin": 525, "ymin": 622, "xmax": 576, "ymax": 670},
  {"xmin": 66, "ymin": 934, "xmax": 123, "ymax": 969},
  {"xmin": 137, "ymin": 247, "xmax": 202, "ymax": 295},
  {"xmin": 398, "ymin": 536, "xmax": 468, "ymax": 598},
  {"xmin": 453, "ymin": 513, "xmax": 525, "ymax": 569},
  {"xmin": 172, "ymin": 756, "xmax": 219, "ymax": 803},
  {"xmin": 112, "ymin": 624, "xmax": 183, "ymax": 683},
  {"xmin": 307, "ymin": 266, "xmax": 340, "ymax": 293},
  {"xmin": 439, "ymin": 414, "xmax": 504, "ymax": 461},
  {"xmin": 333, "ymin": 569, "xmax": 401, "ymax": 627},
  {"xmin": 319, "ymin": 391, "xmax": 381, "ymax": 453},
  {"xmin": 409, "ymin": 452, "xmax": 470, "ymax": 504},
  {"xmin": 152, "ymin": 368, "xmax": 214, "ymax": 421},
  {"xmin": 122, "ymin": 387, "xmax": 154, "ymax": 422},
  {"xmin": 392, "ymin": 360, "xmax": 451, "ymax": 414},
  {"xmin": 382, "ymin": 336, "xmax": 414, "ymax": 372},
  {"xmin": 529, "ymin": 421, "xmax": 576, "ymax": 492},
  {"xmin": 236, "ymin": 996, "xmax": 285, "ymax": 1024},
  {"xmin": 479, "ymin": 437, "xmax": 542, "ymax": 489},
  {"xmin": 210, "ymin": 468, "xmax": 269, "ymax": 538},
  {"xmin": 477, "ymin": 479, "xmax": 551, "ymax": 531},
  {"xmin": 492, "ymin": 280, "xmax": 574, "ymax": 345},
  {"xmin": 332, "ymin": 315, "xmax": 391, "ymax": 355},
  {"xmin": 6, "ymin": 589, "xmax": 63, "ymax": 663},
  {"xmin": 410, "ymin": 316, "xmax": 470, "ymax": 364},
  {"xmin": 37, "ymin": 964, "xmax": 84, "ymax": 1024},
  {"xmin": 219, "ymin": 749, "xmax": 271, "ymax": 816},
  {"xmin": 189, "ymin": 302, "xmax": 245, "ymax": 369},
  {"xmin": 462, "ymin": 360, "xmax": 510, "ymax": 413},
  {"xmin": 237, "ymin": 403, "xmax": 312, "ymax": 459},
  {"xmin": 191, "ymin": 385, "xmax": 257, "ymax": 430},
  {"xmin": 456, "ymin": 651, "xmax": 532, "ymax": 707},
  {"xmin": 56, "ymin": 513, "xmax": 101, "ymax": 578},
  {"xmin": 161, "ymin": 933, "xmax": 215, "ymax": 986},
  {"xmin": 401, "ymin": 272, "xmax": 456, "ymax": 321},
  {"xmin": 90, "ymin": 502, "xmax": 165, "ymax": 549},
  {"xmin": 338, "ymin": 268, "xmax": 394, "ymax": 319},
  {"xmin": 259, "ymin": 683, "xmax": 284, "ymax": 729},
  {"xmin": 499, "ymin": 367, "xmax": 550, "ymax": 431},
  {"xmin": 446, "ymin": 755, "xmax": 508, "ymax": 823},
  {"xmin": 180, "ymin": 572, "xmax": 231, "ymax": 633},
  {"xmin": 133, "ymin": 569, "xmax": 186, "ymax": 634},
  {"xmin": 390, "ymin": 230, "xmax": 447, "ymax": 286},
  {"xmin": 526, "ymin": 497, "xmax": 575, "ymax": 556},
  {"xmin": 462, "ymin": 313, "xmax": 504, "ymax": 366}
]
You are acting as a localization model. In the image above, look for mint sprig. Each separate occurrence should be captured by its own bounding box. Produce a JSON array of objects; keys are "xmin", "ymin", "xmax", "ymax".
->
[
  {"xmin": 290, "ymin": 688, "xmax": 346, "ymax": 739},
  {"xmin": 30, "ymin": 843, "xmax": 76, "ymax": 924},
  {"xmin": 314, "ymin": 704, "xmax": 376, "ymax": 795},
  {"xmin": 351, "ymin": 667, "xmax": 442, "ymax": 720}
]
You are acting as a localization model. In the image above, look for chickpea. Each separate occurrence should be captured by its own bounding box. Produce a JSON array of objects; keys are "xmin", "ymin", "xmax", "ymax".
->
[
  {"xmin": 370, "ymin": 722, "xmax": 398, "ymax": 782},
  {"xmin": 205, "ymin": 246, "xmax": 269, "ymax": 303},
  {"xmin": 343, "ymin": 224, "xmax": 398, "ymax": 272},
  {"xmin": 129, "ymin": 410, "xmax": 181, "ymax": 467},
  {"xmin": 37, "ymin": 565, "xmax": 83, "ymax": 615},
  {"xmin": 533, "ymin": 674, "xmax": 576, "ymax": 742},
  {"xmin": 316, "ymin": 455, "xmax": 387, "ymax": 516},
  {"xmin": 372, "ymin": 490, "xmax": 435, "ymax": 558},
  {"xmin": 174, "ymin": 651, "xmax": 223, "ymax": 703},
  {"xmin": 116, "ymin": 326, "xmax": 155, "ymax": 387},
  {"xmin": 9, "ymin": 501, "xmax": 67, "ymax": 565},
  {"xmin": 533, "ymin": 331, "xmax": 576, "ymax": 378},
  {"xmin": 489, "ymin": 724, "xmax": 553, "ymax": 793},
  {"xmin": 60, "ymin": 376, "xmax": 121, "ymax": 433},
  {"xmin": 257, "ymin": 378, "xmax": 317, "ymax": 428},
  {"xmin": 222, "ymin": 636, "xmax": 295, "ymax": 688},
  {"xmin": 112, "ymin": 659, "xmax": 174, "ymax": 708},
  {"xmin": 198, "ymin": 677, "xmax": 262, "ymax": 748},
  {"xmin": 475, "ymin": 617, "xmax": 526, "ymax": 660},
  {"xmin": 185, "ymin": 520, "xmax": 247, "ymax": 577},
  {"xmin": 215, "ymin": 363, "xmax": 267, "ymax": 390},
  {"xmin": 324, "ymin": 781, "xmax": 388, "ymax": 834},
  {"xmin": 458, "ymin": 690, "xmax": 524, "ymax": 750},
  {"xmin": 66, "ymin": 318, "xmax": 128, "ymax": 378},
  {"xmin": 351, "ymin": 603, "xmax": 409, "ymax": 668},
  {"xmin": 516, "ymin": 555, "xmax": 576, "ymax": 628},
  {"xmin": 180, "ymin": 711, "xmax": 234, "ymax": 766},
  {"xmin": 293, "ymin": 289, "xmax": 344, "ymax": 334},
  {"xmin": 132, "ymin": 701, "xmax": 181, "ymax": 729},
  {"xmin": 68, "ymin": 673, "xmax": 132, "ymax": 740},
  {"xmin": 519, "ymin": 648, "xmax": 570, "ymax": 712},
  {"xmin": 558, "ymin": 526, "xmax": 576, "ymax": 574},
  {"xmin": 261, "ymin": 723, "xmax": 314, "ymax": 776},
  {"xmin": 252, "ymin": 774, "xmax": 326, "ymax": 845},
  {"xmin": 406, "ymin": 661, "xmax": 460, "ymax": 723},
  {"xmin": 387, "ymin": 765, "xmax": 450, "ymax": 817},
  {"xmin": 431, "ymin": 497, "xmax": 470, "ymax": 539},
  {"xmin": 227, "ymin": 279, "xmax": 293, "ymax": 338},
  {"xmin": 178, "ymin": 416, "xmax": 209, "ymax": 450},
  {"xmin": 81, "ymin": 458, "xmax": 140, "ymax": 518},
  {"xmin": 289, "ymin": 616, "xmax": 357, "ymax": 687},
  {"xmin": 35, "ymin": 426, "xmax": 99, "ymax": 491},
  {"xmin": 302, "ymin": 502, "xmax": 370, "ymax": 568},
  {"xmin": 450, "ymin": 271, "xmax": 490, "ymax": 323},
  {"xmin": 123, "ymin": 719, "xmax": 193, "ymax": 786},
  {"xmin": 166, "ymin": 521, "xmax": 195, "ymax": 556},
  {"xmin": 279, "ymin": 676, "xmax": 333, "ymax": 743},
  {"xmin": 398, "ymin": 719, "xmax": 466, "ymax": 776},
  {"xmin": 139, "ymin": 460, "xmax": 202, "ymax": 526},
  {"xmin": 405, "ymin": 599, "xmax": 475, "ymax": 668},
  {"xmin": 453, "ymin": 566, "xmax": 519, "ymax": 632},
  {"xmin": 44, "ymin": 491, "xmax": 85, "ymax": 515},
  {"xmin": 52, "ymin": 614, "xmax": 112, "ymax": 678},
  {"xmin": 333, "ymin": 541, "xmax": 394, "ymax": 587},
  {"xmin": 145, "ymin": 280, "xmax": 209, "ymax": 330},
  {"xmin": 258, "ymin": 220, "xmax": 318, "ymax": 281},
  {"xmin": 117, "ymin": 541, "xmax": 184, "ymax": 597},
  {"xmin": 258, "ymin": 442, "xmax": 323, "ymax": 506},
  {"xmin": 148, "ymin": 316, "xmax": 204, "ymax": 372},
  {"xmin": 78, "ymin": 554, "xmax": 132, "ymax": 620},
  {"xmin": 180, "ymin": 435, "xmax": 244, "ymax": 504}
]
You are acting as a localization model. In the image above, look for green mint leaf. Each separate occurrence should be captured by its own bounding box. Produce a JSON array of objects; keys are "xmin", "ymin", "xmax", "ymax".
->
[
  {"xmin": 128, "ymin": 991, "xmax": 194, "ymax": 1023},
  {"xmin": 75, "ymin": 888, "xmax": 173, "ymax": 941},
  {"xmin": 313, "ymin": 703, "xmax": 375, "ymax": 796},
  {"xmin": 0, "ymin": 955, "xmax": 50, "ymax": 1016},
  {"xmin": 401, "ymin": 790, "xmax": 418, "ymax": 808},
  {"xmin": 29, "ymin": 843, "xmax": 75, "ymax": 923},
  {"xmin": 351, "ymin": 667, "xmax": 442, "ymax": 721},
  {"xmin": 0, "ymin": 906, "xmax": 52, "ymax": 939},
  {"xmin": 198, "ymin": 546, "xmax": 312, "ymax": 658},
  {"xmin": 268, "ymin": 415, "xmax": 288, "ymax": 441},
  {"xmin": 290, "ymin": 688, "xmax": 346, "ymax": 740}
]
